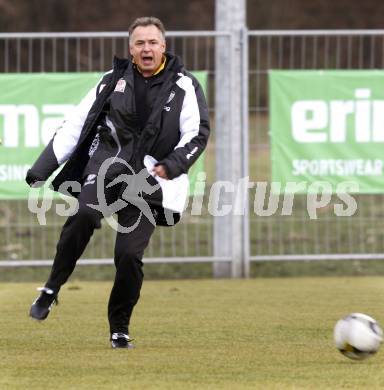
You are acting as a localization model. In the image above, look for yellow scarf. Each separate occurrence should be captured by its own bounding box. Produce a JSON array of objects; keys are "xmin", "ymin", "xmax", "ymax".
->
[{"xmin": 153, "ymin": 56, "xmax": 166, "ymax": 75}]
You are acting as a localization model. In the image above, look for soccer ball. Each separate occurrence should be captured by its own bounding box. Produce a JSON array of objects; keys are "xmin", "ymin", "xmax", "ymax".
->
[{"xmin": 334, "ymin": 313, "xmax": 383, "ymax": 360}]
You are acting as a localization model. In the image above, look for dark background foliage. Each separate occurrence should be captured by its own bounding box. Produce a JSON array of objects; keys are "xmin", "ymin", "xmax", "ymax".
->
[{"xmin": 1, "ymin": 0, "xmax": 384, "ymax": 32}]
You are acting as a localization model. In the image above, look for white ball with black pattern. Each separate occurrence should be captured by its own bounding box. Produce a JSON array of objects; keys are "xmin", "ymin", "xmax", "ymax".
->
[{"xmin": 334, "ymin": 313, "xmax": 383, "ymax": 360}]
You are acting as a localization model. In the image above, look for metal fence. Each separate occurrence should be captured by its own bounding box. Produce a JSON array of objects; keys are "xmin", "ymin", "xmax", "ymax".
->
[
  {"xmin": 0, "ymin": 31, "xmax": 227, "ymax": 267},
  {"xmin": 249, "ymin": 30, "xmax": 384, "ymax": 262},
  {"xmin": 1, "ymin": 30, "xmax": 384, "ymax": 272}
]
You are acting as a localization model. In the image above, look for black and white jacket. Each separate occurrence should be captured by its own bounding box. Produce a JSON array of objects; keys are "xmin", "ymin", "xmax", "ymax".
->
[{"xmin": 26, "ymin": 53, "xmax": 210, "ymax": 225}]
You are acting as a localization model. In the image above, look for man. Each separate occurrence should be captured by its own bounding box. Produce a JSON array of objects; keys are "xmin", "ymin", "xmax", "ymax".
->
[{"xmin": 26, "ymin": 16, "xmax": 210, "ymax": 349}]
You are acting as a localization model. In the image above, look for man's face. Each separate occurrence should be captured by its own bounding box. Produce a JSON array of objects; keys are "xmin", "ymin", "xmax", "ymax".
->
[{"xmin": 129, "ymin": 25, "xmax": 166, "ymax": 77}]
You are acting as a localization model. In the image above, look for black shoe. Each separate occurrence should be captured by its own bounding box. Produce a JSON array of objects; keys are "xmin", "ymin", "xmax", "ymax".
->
[
  {"xmin": 29, "ymin": 287, "xmax": 58, "ymax": 321},
  {"xmin": 110, "ymin": 333, "xmax": 134, "ymax": 349}
]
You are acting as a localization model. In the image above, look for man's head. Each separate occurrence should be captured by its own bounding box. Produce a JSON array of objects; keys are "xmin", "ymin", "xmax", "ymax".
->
[{"xmin": 129, "ymin": 17, "xmax": 166, "ymax": 77}]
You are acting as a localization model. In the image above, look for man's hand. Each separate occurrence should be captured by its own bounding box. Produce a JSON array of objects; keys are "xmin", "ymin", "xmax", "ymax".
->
[{"xmin": 152, "ymin": 164, "xmax": 169, "ymax": 180}]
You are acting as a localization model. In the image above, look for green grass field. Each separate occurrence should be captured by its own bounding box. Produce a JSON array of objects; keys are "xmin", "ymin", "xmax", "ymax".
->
[{"xmin": 2, "ymin": 277, "xmax": 384, "ymax": 389}]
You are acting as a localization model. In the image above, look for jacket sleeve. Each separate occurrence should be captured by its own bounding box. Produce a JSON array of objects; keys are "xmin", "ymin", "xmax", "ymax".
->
[
  {"xmin": 155, "ymin": 74, "xmax": 210, "ymax": 180},
  {"xmin": 25, "ymin": 82, "xmax": 99, "ymax": 186}
]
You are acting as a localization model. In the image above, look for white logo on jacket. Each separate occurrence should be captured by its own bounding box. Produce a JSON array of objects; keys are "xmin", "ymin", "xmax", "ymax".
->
[
  {"xmin": 166, "ymin": 91, "xmax": 176, "ymax": 103},
  {"xmin": 186, "ymin": 147, "xmax": 198, "ymax": 160},
  {"xmin": 163, "ymin": 90, "xmax": 176, "ymax": 112},
  {"xmin": 88, "ymin": 133, "xmax": 100, "ymax": 157},
  {"xmin": 84, "ymin": 174, "xmax": 97, "ymax": 186},
  {"xmin": 114, "ymin": 79, "xmax": 126, "ymax": 93}
]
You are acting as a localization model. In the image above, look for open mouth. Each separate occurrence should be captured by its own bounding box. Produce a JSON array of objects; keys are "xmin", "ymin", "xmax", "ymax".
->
[{"xmin": 141, "ymin": 56, "xmax": 153, "ymax": 65}]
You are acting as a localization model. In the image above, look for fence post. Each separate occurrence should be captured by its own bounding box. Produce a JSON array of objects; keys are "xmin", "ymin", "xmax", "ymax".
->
[
  {"xmin": 241, "ymin": 26, "xmax": 250, "ymax": 278},
  {"xmin": 214, "ymin": 0, "xmax": 248, "ymax": 278}
]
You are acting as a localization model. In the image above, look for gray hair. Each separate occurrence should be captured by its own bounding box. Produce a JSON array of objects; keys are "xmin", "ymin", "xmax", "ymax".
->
[{"xmin": 128, "ymin": 17, "xmax": 166, "ymax": 42}]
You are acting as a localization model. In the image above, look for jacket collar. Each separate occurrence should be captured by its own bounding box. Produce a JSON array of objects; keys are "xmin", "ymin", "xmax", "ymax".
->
[{"xmin": 112, "ymin": 56, "xmax": 130, "ymax": 72}]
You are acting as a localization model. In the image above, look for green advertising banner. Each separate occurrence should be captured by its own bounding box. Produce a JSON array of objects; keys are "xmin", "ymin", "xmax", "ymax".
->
[
  {"xmin": 0, "ymin": 71, "xmax": 207, "ymax": 199},
  {"xmin": 270, "ymin": 70, "xmax": 384, "ymax": 193}
]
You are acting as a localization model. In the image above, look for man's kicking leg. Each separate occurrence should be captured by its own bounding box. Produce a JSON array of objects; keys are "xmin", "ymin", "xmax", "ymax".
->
[{"xmin": 30, "ymin": 180, "xmax": 114, "ymax": 320}]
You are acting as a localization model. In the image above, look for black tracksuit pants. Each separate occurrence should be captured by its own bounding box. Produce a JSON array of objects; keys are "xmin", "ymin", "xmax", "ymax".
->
[{"xmin": 45, "ymin": 179, "xmax": 156, "ymax": 335}]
